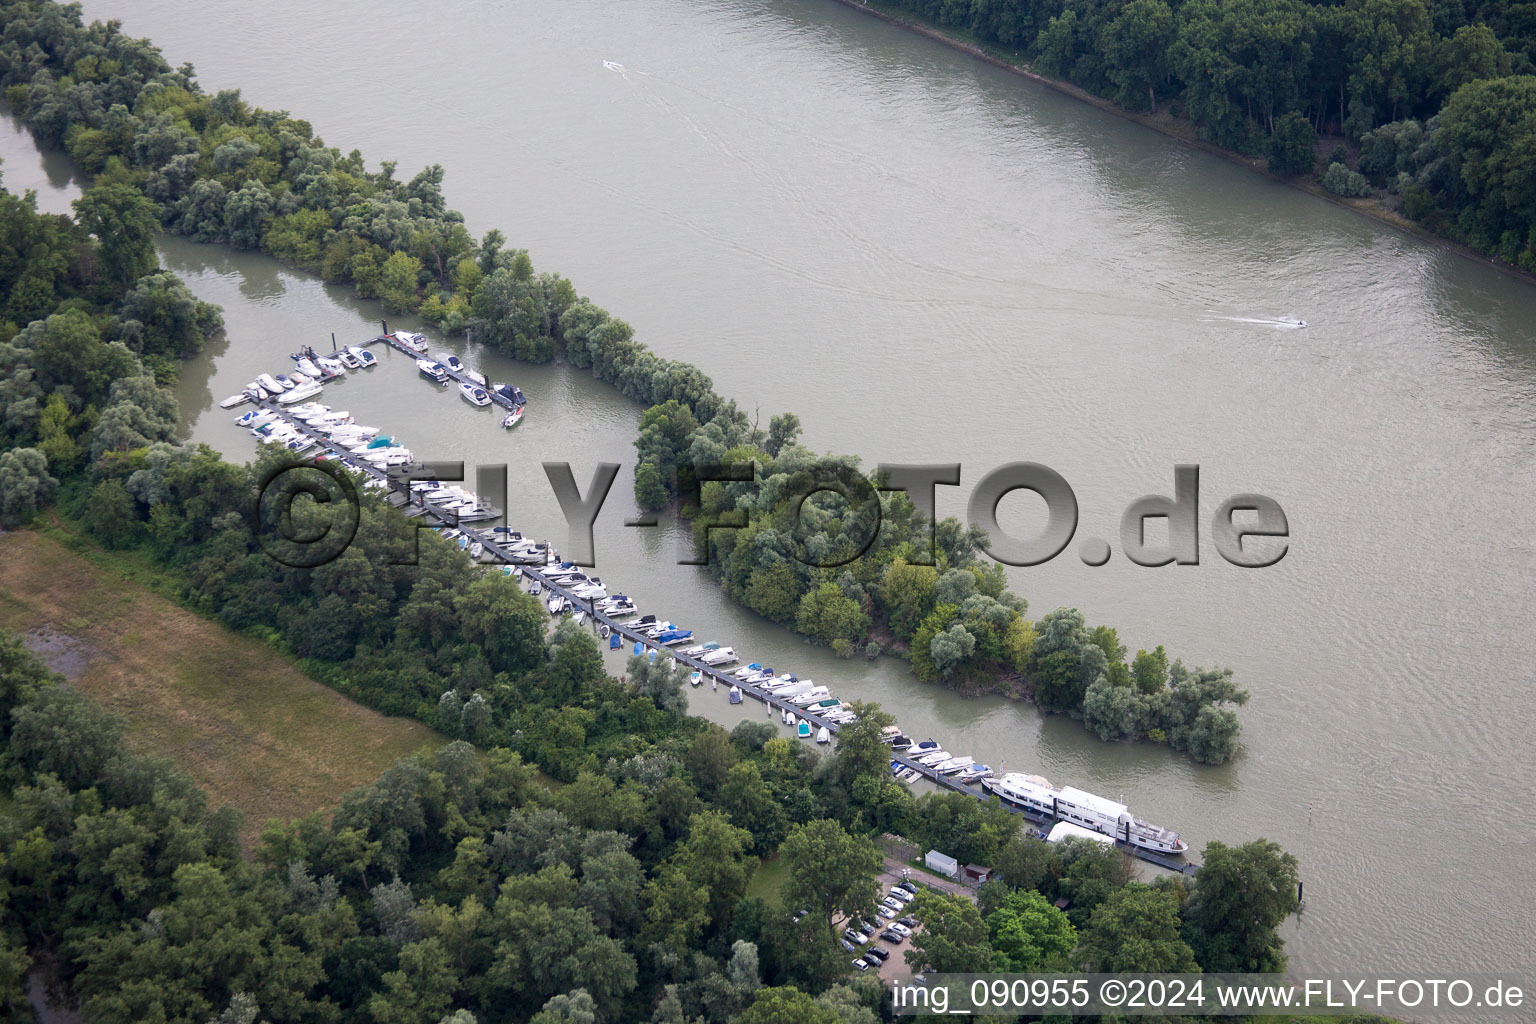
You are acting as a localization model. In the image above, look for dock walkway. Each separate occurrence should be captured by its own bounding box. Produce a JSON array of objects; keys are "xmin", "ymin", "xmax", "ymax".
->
[{"xmin": 254, "ymin": 348, "xmax": 1197, "ymax": 876}]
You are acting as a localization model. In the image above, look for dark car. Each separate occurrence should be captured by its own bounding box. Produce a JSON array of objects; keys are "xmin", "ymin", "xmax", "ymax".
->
[
  {"xmin": 898, "ymin": 915, "xmax": 918, "ymax": 928},
  {"xmin": 881, "ymin": 929, "xmax": 905, "ymax": 944},
  {"xmin": 864, "ymin": 946, "xmax": 890, "ymax": 962}
]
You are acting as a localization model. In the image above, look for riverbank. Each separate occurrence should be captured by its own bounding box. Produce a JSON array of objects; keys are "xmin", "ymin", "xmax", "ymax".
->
[{"xmin": 827, "ymin": 0, "xmax": 1536, "ymax": 289}]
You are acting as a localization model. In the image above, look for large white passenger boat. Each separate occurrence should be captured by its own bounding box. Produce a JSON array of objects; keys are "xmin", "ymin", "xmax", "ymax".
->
[{"xmin": 982, "ymin": 772, "xmax": 1189, "ymax": 854}]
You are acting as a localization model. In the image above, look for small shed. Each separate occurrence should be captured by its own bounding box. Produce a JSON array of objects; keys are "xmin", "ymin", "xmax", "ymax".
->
[
  {"xmin": 924, "ymin": 849, "xmax": 959, "ymax": 879},
  {"xmin": 962, "ymin": 864, "xmax": 993, "ymax": 886}
]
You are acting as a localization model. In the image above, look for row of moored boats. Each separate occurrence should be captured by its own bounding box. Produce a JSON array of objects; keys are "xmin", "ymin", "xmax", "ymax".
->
[
  {"xmin": 225, "ymin": 333, "xmax": 1186, "ymax": 855},
  {"xmin": 392, "ymin": 331, "xmax": 527, "ymax": 428}
]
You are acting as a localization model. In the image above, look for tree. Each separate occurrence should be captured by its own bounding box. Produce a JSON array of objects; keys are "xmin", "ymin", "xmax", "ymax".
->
[
  {"xmin": 1132, "ymin": 646, "xmax": 1169, "ymax": 694},
  {"xmin": 379, "ymin": 250, "xmax": 423, "ymax": 312},
  {"xmin": 736, "ymin": 986, "xmax": 840, "ymax": 1024},
  {"xmin": 633, "ymin": 460, "xmax": 667, "ymax": 510},
  {"xmin": 795, "ymin": 583, "xmax": 869, "ymax": 645},
  {"xmin": 1268, "ymin": 111, "xmax": 1317, "ymax": 176},
  {"xmin": 118, "ymin": 270, "xmax": 224, "ymax": 358},
  {"xmin": 780, "ymin": 820, "xmax": 881, "ymax": 941},
  {"xmin": 991, "ymin": 833, "xmax": 1064, "ymax": 895},
  {"xmin": 82, "ymin": 477, "xmax": 141, "ymax": 548},
  {"xmin": 0, "ymin": 447, "xmax": 59, "ymax": 527},
  {"xmin": 765, "ymin": 412, "xmax": 801, "ymax": 457},
  {"xmin": 1182, "ymin": 839, "xmax": 1299, "ymax": 972},
  {"xmin": 1083, "ymin": 675, "xmax": 1134, "ymax": 740},
  {"xmin": 905, "ymin": 891, "xmax": 996, "ymax": 973},
  {"xmin": 985, "ymin": 888, "xmax": 1077, "ymax": 971},
  {"xmin": 1077, "ymin": 884, "xmax": 1198, "ymax": 972},
  {"xmin": 74, "ymin": 183, "xmax": 161, "ymax": 293},
  {"xmin": 1103, "ymin": 0, "xmax": 1175, "ymax": 111}
]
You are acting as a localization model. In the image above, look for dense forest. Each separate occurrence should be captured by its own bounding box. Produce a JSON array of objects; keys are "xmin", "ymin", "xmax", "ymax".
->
[
  {"xmin": 870, "ymin": 0, "xmax": 1536, "ymax": 269},
  {"xmin": 0, "ymin": 0, "xmax": 1250, "ymax": 762},
  {"xmin": 1, "ymin": 625, "xmax": 1302, "ymax": 1023}
]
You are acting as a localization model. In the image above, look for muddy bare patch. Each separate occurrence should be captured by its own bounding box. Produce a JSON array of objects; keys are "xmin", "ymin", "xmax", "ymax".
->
[{"xmin": 23, "ymin": 624, "xmax": 101, "ymax": 680}]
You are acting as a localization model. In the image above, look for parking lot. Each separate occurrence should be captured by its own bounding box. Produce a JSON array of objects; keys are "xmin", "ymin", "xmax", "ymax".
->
[{"xmin": 837, "ymin": 873, "xmax": 927, "ymax": 982}]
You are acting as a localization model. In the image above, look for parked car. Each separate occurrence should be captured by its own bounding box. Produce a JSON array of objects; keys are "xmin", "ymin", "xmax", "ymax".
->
[
  {"xmin": 859, "ymin": 919, "xmax": 881, "ymax": 934},
  {"xmin": 892, "ymin": 882, "xmax": 916, "ymax": 896},
  {"xmin": 841, "ymin": 939, "xmax": 856, "ymax": 952},
  {"xmin": 881, "ymin": 929, "xmax": 905, "ymax": 944},
  {"xmin": 843, "ymin": 929, "xmax": 868, "ymax": 945},
  {"xmin": 888, "ymin": 888, "xmax": 913, "ymax": 903},
  {"xmin": 889, "ymin": 922, "xmax": 912, "ymax": 937},
  {"xmin": 852, "ymin": 958, "xmax": 870, "ymax": 971},
  {"xmin": 876, "ymin": 906, "xmax": 897, "ymax": 919},
  {"xmin": 898, "ymin": 915, "xmax": 918, "ymax": 928},
  {"xmin": 864, "ymin": 946, "xmax": 890, "ymax": 963},
  {"xmin": 882, "ymin": 897, "xmax": 905, "ymax": 910},
  {"xmin": 793, "ymin": 908, "xmax": 809, "ymax": 921}
]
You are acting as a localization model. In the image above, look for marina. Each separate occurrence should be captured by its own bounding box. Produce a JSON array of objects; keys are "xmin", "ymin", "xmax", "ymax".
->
[{"xmin": 229, "ymin": 331, "xmax": 1197, "ymax": 874}]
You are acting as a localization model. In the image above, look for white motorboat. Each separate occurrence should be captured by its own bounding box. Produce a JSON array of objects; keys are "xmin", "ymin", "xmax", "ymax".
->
[
  {"xmin": 464, "ymin": 369, "xmax": 487, "ymax": 387},
  {"xmin": 277, "ymin": 383, "xmax": 324, "ymax": 404},
  {"xmin": 436, "ymin": 353, "xmax": 465, "ymax": 374},
  {"xmin": 501, "ymin": 405, "xmax": 524, "ymax": 428},
  {"xmin": 220, "ymin": 393, "xmax": 251, "ymax": 409},
  {"xmin": 416, "ymin": 359, "xmax": 447, "ymax": 383},
  {"xmin": 700, "ymin": 647, "xmax": 737, "ymax": 666},
  {"xmin": 295, "ymin": 357, "xmax": 322, "ymax": 377},
  {"xmin": 935, "ymin": 755, "xmax": 975, "ymax": 775},
  {"xmin": 347, "ymin": 346, "xmax": 378, "ymax": 367},
  {"xmin": 272, "ymin": 373, "xmax": 299, "ymax": 390},
  {"xmin": 255, "ymin": 373, "xmax": 285, "ymax": 393},
  {"xmin": 315, "ymin": 357, "xmax": 346, "ymax": 377},
  {"xmin": 459, "ymin": 383, "xmax": 492, "ymax": 406},
  {"xmin": 394, "ymin": 330, "xmax": 428, "ymax": 352},
  {"xmin": 788, "ymin": 686, "xmax": 831, "ymax": 706},
  {"xmin": 815, "ymin": 726, "xmax": 831, "ymax": 744},
  {"xmin": 337, "ymin": 349, "xmax": 362, "ymax": 369}
]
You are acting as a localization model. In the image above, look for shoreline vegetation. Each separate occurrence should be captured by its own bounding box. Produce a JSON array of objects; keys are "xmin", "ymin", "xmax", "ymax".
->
[
  {"xmin": 0, "ymin": 0, "xmax": 1249, "ymax": 763},
  {"xmin": 826, "ymin": 0, "xmax": 1536, "ymax": 278}
]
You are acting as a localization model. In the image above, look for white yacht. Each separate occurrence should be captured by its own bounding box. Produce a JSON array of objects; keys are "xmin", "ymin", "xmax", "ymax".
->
[{"xmin": 982, "ymin": 773, "xmax": 1189, "ymax": 854}]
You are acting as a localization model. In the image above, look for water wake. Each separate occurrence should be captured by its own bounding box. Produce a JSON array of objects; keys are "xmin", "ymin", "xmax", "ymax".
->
[{"xmin": 1203, "ymin": 313, "xmax": 1309, "ymax": 329}]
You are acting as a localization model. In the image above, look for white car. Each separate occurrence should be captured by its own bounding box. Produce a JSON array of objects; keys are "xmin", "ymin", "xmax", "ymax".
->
[
  {"xmin": 889, "ymin": 922, "xmax": 912, "ymax": 938},
  {"xmin": 852, "ymin": 958, "xmax": 870, "ymax": 971},
  {"xmin": 843, "ymin": 929, "xmax": 869, "ymax": 945},
  {"xmin": 882, "ymin": 897, "xmax": 905, "ymax": 910},
  {"xmin": 877, "ymin": 906, "xmax": 897, "ymax": 919},
  {"xmin": 888, "ymin": 887, "xmax": 914, "ymax": 903}
]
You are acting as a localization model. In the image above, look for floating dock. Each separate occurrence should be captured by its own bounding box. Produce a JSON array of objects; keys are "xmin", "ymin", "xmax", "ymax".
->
[{"xmin": 253, "ymin": 347, "xmax": 1197, "ymax": 876}]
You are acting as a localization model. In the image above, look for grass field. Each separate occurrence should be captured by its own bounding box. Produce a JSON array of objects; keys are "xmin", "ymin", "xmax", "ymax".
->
[
  {"xmin": 0, "ymin": 528, "xmax": 445, "ymax": 848},
  {"xmin": 747, "ymin": 855, "xmax": 789, "ymax": 907}
]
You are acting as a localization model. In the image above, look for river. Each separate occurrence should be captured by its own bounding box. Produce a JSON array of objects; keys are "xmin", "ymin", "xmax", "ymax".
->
[{"xmin": 5, "ymin": 0, "xmax": 1534, "ymax": 998}]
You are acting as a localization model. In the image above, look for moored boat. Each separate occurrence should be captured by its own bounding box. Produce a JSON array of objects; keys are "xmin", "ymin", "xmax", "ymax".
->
[
  {"xmin": 277, "ymin": 382, "xmax": 324, "ymax": 404},
  {"xmin": 459, "ymin": 382, "xmax": 491, "ymax": 406},
  {"xmin": 416, "ymin": 359, "xmax": 447, "ymax": 383},
  {"xmin": 982, "ymin": 773, "xmax": 1189, "ymax": 854}
]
